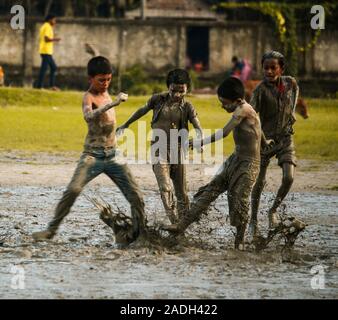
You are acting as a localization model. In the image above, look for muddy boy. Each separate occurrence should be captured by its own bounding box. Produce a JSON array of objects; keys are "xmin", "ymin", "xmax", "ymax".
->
[
  {"xmin": 249, "ymin": 51, "xmax": 299, "ymax": 237},
  {"xmin": 33, "ymin": 56, "xmax": 145, "ymax": 243},
  {"xmin": 117, "ymin": 69, "xmax": 203, "ymax": 224},
  {"xmin": 164, "ymin": 77, "xmax": 271, "ymax": 250}
]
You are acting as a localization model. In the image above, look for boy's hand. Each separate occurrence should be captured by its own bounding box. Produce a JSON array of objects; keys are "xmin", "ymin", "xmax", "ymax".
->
[
  {"xmin": 116, "ymin": 124, "xmax": 129, "ymax": 136},
  {"xmin": 262, "ymin": 139, "xmax": 276, "ymax": 154},
  {"xmin": 188, "ymin": 139, "xmax": 203, "ymax": 150},
  {"xmin": 188, "ymin": 139, "xmax": 194, "ymax": 150},
  {"xmin": 266, "ymin": 139, "xmax": 275, "ymax": 147},
  {"xmin": 116, "ymin": 92, "xmax": 128, "ymax": 104}
]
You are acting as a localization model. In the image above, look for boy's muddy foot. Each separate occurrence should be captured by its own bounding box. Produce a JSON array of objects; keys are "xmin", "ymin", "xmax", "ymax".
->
[
  {"xmin": 167, "ymin": 213, "xmax": 178, "ymax": 224},
  {"xmin": 160, "ymin": 224, "xmax": 182, "ymax": 235},
  {"xmin": 32, "ymin": 229, "xmax": 55, "ymax": 241},
  {"xmin": 87, "ymin": 196, "xmax": 145, "ymax": 247},
  {"xmin": 114, "ymin": 228, "xmax": 136, "ymax": 247},
  {"xmin": 234, "ymin": 225, "xmax": 246, "ymax": 250},
  {"xmin": 248, "ymin": 220, "xmax": 261, "ymax": 242},
  {"xmin": 254, "ymin": 216, "xmax": 306, "ymax": 251},
  {"xmin": 268, "ymin": 210, "xmax": 280, "ymax": 228}
]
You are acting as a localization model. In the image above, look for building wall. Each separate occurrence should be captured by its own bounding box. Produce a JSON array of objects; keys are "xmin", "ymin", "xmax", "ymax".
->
[
  {"xmin": 0, "ymin": 18, "xmax": 337, "ymax": 88},
  {"xmin": 209, "ymin": 26, "xmax": 258, "ymax": 72},
  {"xmin": 0, "ymin": 22, "xmax": 24, "ymax": 65},
  {"xmin": 313, "ymin": 30, "xmax": 338, "ymax": 74}
]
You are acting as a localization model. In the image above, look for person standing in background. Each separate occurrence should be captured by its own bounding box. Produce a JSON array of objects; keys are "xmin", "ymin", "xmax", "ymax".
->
[{"xmin": 36, "ymin": 14, "xmax": 61, "ymax": 90}]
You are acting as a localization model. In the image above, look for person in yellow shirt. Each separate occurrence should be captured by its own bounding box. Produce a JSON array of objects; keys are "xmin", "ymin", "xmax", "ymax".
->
[{"xmin": 36, "ymin": 14, "xmax": 61, "ymax": 90}]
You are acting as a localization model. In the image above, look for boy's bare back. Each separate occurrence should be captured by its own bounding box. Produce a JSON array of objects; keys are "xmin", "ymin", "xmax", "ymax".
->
[{"xmin": 232, "ymin": 102, "xmax": 261, "ymax": 160}]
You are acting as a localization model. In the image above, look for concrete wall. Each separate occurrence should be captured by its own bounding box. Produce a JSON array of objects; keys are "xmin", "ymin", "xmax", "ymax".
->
[
  {"xmin": 0, "ymin": 22, "xmax": 24, "ymax": 65},
  {"xmin": 313, "ymin": 30, "xmax": 338, "ymax": 74},
  {"xmin": 0, "ymin": 17, "xmax": 337, "ymax": 89}
]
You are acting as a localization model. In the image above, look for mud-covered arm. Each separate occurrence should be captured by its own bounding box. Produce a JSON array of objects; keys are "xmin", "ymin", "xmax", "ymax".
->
[
  {"xmin": 120, "ymin": 95, "xmax": 156, "ymax": 129},
  {"xmin": 198, "ymin": 111, "xmax": 243, "ymax": 147},
  {"xmin": 123, "ymin": 104, "xmax": 152, "ymax": 127},
  {"xmin": 188, "ymin": 103, "xmax": 203, "ymax": 139},
  {"xmin": 190, "ymin": 117, "xmax": 203, "ymax": 140},
  {"xmin": 82, "ymin": 93, "xmax": 127, "ymax": 122},
  {"xmin": 261, "ymin": 130, "xmax": 269, "ymax": 148},
  {"xmin": 291, "ymin": 77, "xmax": 299, "ymax": 113},
  {"xmin": 249, "ymin": 87, "xmax": 260, "ymax": 113}
]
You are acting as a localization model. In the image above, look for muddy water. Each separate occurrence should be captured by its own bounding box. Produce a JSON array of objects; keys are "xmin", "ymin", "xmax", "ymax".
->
[{"xmin": 0, "ymin": 186, "xmax": 337, "ymax": 299}]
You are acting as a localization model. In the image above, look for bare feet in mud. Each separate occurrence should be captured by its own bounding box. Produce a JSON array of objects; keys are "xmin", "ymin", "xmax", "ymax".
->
[
  {"xmin": 234, "ymin": 225, "xmax": 246, "ymax": 251},
  {"xmin": 248, "ymin": 220, "xmax": 261, "ymax": 242},
  {"xmin": 268, "ymin": 210, "xmax": 280, "ymax": 229},
  {"xmin": 252, "ymin": 216, "xmax": 306, "ymax": 251},
  {"xmin": 32, "ymin": 229, "xmax": 55, "ymax": 241},
  {"xmin": 160, "ymin": 223, "xmax": 182, "ymax": 235}
]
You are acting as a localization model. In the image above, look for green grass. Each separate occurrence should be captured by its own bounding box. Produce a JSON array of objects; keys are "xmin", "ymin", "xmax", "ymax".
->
[{"xmin": 0, "ymin": 87, "xmax": 337, "ymax": 160}]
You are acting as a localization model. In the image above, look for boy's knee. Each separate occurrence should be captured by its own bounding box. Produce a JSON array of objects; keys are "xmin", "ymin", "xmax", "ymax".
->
[
  {"xmin": 158, "ymin": 183, "xmax": 172, "ymax": 193},
  {"xmin": 67, "ymin": 185, "xmax": 83, "ymax": 196},
  {"xmin": 282, "ymin": 174, "xmax": 294, "ymax": 187}
]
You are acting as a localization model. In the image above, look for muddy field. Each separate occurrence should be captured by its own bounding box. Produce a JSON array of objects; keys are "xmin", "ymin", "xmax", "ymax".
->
[{"xmin": 0, "ymin": 152, "xmax": 337, "ymax": 299}]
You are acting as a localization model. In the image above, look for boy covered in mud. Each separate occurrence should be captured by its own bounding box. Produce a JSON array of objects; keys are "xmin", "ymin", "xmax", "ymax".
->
[
  {"xmin": 164, "ymin": 77, "xmax": 271, "ymax": 250},
  {"xmin": 249, "ymin": 51, "xmax": 299, "ymax": 237},
  {"xmin": 32, "ymin": 56, "xmax": 145, "ymax": 243},
  {"xmin": 117, "ymin": 69, "xmax": 203, "ymax": 224}
]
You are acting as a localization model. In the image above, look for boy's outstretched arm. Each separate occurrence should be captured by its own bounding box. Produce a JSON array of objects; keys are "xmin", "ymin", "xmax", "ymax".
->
[
  {"xmin": 261, "ymin": 130, "xmax": 270, "ymax": 148},
  {"xmin": 192, "ymin": 111, "xmax": 243, "ymax": 148},
  {"xmin": 83, "ymin": 92, "xmax": 128, "ymax": 122},
  {"xmin": 191, "ymin": 117, "xmax": 203, "ymax": 140},
  {"xmin": 117, "ymin": 104, "xmax": 152, "ymax": 133},
  {"xmin": 291, "ymin": 77, "xmax": 299, "ymax": 113}
]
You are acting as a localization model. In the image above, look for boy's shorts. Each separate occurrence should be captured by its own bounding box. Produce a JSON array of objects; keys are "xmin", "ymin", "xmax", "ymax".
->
[{"xmin": 261, "ymin": 135, "xmax": 297, "ymax": 167}]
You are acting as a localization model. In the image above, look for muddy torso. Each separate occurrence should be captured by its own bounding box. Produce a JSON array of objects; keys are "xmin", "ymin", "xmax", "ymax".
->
[
  {"xmin": 233, "ymin": 106, "xmax": 261, "ymax": 161},
  {"xmin": 152, "ymin": 100, "xmax": 182, "ymax": 144},
  {"xmin": 252, "ymin": 76, "xmax": 297, "ymax": 140},
  {"xmin": 84, "ymin": 93, "xmax": 117, "ymax": 151}
]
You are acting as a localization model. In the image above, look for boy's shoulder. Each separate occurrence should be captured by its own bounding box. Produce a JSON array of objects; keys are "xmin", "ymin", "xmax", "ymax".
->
[
  {"xmin": 148, "ymin": 92, "xmax": 168, "ymax": 105},
  {"xmin": 282, "ymin": 75, "xmax": 298, "ymax": 88},
  {"xmin": 82, "ymin": 90, "xmax": 91, "ymax": 102},
  {"xmin": 252, "ymin": 80, "xmax": 265, "ymax": 92}
]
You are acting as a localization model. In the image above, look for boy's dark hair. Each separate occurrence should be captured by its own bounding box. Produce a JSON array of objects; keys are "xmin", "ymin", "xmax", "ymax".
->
[
  {"xmin": 87, "ymin": 56, "xmax": 112, "ymax": 77},
  {"xmin": 217, "ymin": 77, "xmax": 245, "ymax": 101},
  {"xmin": 166, "ymin": 69, "xmax": 191, "ymax": 89},
  {"xmin": 45, "ymin": 14, "xmax": 56, "ymax": 22},
  {"xmin": 261, "ymin": 50, "xmax": 285, "ymax": 70}
]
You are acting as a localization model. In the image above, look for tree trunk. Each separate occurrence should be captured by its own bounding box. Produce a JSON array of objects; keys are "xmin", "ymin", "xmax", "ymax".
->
[
  {"xmin": 62, "ymin": 0, "xmax": 74, "ymax": 17},
  {"xmin": 44, "ymin": 0, "xmax": 53, "ymax": 17}
]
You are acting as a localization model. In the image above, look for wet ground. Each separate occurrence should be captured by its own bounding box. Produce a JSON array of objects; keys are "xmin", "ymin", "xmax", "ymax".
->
[{"xmin": 0, "ymin": 153, "xmax": 337, "ymax": 299}]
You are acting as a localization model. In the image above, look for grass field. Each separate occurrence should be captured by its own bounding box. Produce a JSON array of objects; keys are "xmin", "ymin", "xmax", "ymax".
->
[{"xmin": 0, "ymin": 87, "xmax": 337, "ymax": 160}]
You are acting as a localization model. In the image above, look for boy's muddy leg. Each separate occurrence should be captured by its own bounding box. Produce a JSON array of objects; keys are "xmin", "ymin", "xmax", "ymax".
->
[
  {"xmin": 268, "ymin": 162, "xmax": 295, "ymax": 228},
  {"xmin": 166, "ymin": 175, "xmax": 227, "ymax": 234},
  {"xmin": 105, "ymin": 160, "xmax": 145, "ymax": 239},
  {"xmin": 33, "ymin": 154, "xmax": 101, "ymax": 240},
  {"xmin": 250, "ymin": 163, "xmax": 268, "ymax": 237},
  {"xmin": 229, "ymin": 172, "xmax": 256, "ymax": 250},
  {"xmin": 153, "ymin": 164, "xmax": 178, "ymax": 224},
  {"xmin": 171, "ymin": 163, "xmax": 190, "ymax": 220}
]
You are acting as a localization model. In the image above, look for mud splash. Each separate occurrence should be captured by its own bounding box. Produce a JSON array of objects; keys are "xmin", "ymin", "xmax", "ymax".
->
[{"xmin": 0, "ymin": 185, "xmax": 337, "ymax": 298}]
